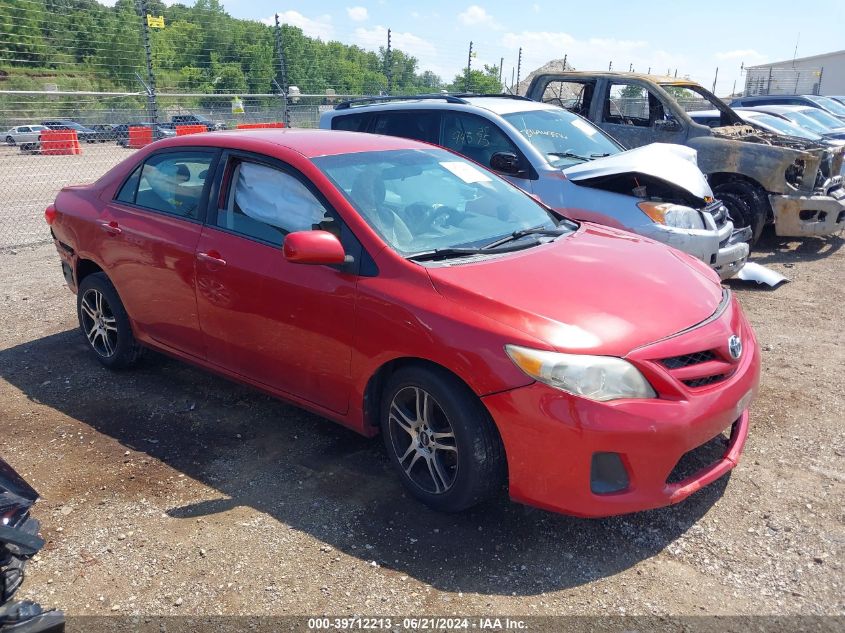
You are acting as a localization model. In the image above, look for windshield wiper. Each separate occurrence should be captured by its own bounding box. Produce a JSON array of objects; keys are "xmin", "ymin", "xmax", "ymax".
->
[
  {"xmin": 547, "ymin": 151, "xmax": 591, "ymax": 162},
  {"xmin": 408, "ymin": 235, "xmax": 555, "ymax": 262},
  {"xmin": 482, "ymin": 225, "xmax": 567, "ymax": 250},
  {"xmin": 406, "ymin": 247, "xmax": 485, "ymax": 262}
]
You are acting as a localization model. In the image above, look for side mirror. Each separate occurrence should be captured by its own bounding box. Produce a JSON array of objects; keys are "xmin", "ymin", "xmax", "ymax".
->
[
  {"xmin": 654, "ymin": 119, "xmax": 680, "ymax": 132},
  {"xmin": 283, "ymin": 230, "xmax": 346, "ymax": 265},
  {"xmin": 490, "ymin": 151, "xmax": 522, "ymax": 175}
]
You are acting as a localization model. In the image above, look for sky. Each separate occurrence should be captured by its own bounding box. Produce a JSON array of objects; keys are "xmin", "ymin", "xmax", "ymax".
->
[{"xmin": 181, "ymin": 1, "xmax": 845, "ymax": 95}]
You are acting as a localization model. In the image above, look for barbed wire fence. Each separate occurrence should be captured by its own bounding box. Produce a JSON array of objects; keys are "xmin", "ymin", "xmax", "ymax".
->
[{"xmin": 0, "ymin": 0, "xmax": 392, "ymax": 249}]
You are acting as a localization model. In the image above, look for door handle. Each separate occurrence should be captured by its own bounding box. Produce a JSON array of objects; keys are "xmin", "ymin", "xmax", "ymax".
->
[
  {"xmin": 99, "ymin": 221, "xmax": 121, "ymax": 235},
  {"xmin": 197, "ymin": 251, "xmax": 227, "ymax": 266}
]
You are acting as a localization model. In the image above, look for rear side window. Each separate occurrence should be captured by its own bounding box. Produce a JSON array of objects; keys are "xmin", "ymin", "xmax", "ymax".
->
[
  {"xmin": 371, "ymin": 111, "xmax": 440, "ymax": 144},
  {"xmin": 441, "ymin": 112, "xmax": 519, "ymax": 168},
  {"xmin": 115, "ymin": 151, "xmax": 214, "ymax": 219},
  {"xmin": 213, "ymin": 160, "xmax": 331, "ymax": 245},
  {"xmin": 331, "ymin": 112, "xmax": 370, "ymax": 132}
]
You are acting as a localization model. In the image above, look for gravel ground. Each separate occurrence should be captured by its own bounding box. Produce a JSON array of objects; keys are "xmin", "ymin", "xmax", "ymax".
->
[{"xmin": 0, "ymin": 232, "xmax": 842, "ymax": 620}]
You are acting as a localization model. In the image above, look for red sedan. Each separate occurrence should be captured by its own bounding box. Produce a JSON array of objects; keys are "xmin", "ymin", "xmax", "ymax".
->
[{"xmin": 46, "ymin": 129, "xmax": 760, "ymax": 517}]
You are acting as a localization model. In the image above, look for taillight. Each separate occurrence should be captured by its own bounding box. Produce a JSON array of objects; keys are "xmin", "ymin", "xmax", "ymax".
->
[{"xmin": 44, "ymin": 204, "xmax": 57, "ymax": 225}]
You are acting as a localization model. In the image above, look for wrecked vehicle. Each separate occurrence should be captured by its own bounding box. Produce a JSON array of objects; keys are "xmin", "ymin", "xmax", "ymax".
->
[
  {"xmin": 0, "ymin": 458, "xmax": 64, "ymax": 632},
  {"xmin": 321, "ymin": 95, "xmax": 749, "ymax": 278},
  {"xmin": 525, "ymin": 73, "xmax": 845, "ymax": 241}
]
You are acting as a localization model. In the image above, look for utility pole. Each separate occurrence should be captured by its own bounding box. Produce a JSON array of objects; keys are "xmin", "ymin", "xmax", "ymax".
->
[
  {"xmin": 499, "ymin": 56, "xmax": 504, "ymax": 88},
  {"xmin": 562, "ymin": 54, "xmax": 567, "ymax": 70},
  {"xmin": 465, "ymin": 41, "xmax": 473, "ymax": 92},
  {"xmin": 385, "ymin": 29, "xmax": 393, "ymax": 94},
  {"xmin": 274, "ymin": 14, "xmax": 290, "ymax": 126},
  {"xmin": 712, "ymin": 67, "xmax": 719, "ymax": 94},
  {"xmin": 515, "ymin": 47, "xmax": 522, "ymax": 95},
  {"xmin": 138, "ymin": 0, "xmax": 157, "ymax": 125},
  {"xmin": 608, "ymin": 61, "xmax": 612, "ymax": 71}
]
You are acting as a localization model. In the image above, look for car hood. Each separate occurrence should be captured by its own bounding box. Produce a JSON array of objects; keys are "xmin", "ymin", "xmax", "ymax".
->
[
  {"xmin": 427, "ymin": 224, "xmax": 723, "ymax": 357},
  {"xmin": 562, "ymin": 143, "xmax": 712, "ymax": 200}
]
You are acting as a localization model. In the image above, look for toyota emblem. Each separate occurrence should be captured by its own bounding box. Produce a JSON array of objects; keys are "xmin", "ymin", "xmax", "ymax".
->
[{"xmin": 728, "ymin": 335, "xmax": 742, "ymax": 360}]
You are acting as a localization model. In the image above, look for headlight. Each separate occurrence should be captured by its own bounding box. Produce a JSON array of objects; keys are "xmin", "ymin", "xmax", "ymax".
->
[
  {"xmin": 785, "ymin": 158, "xmax": 805, "ymax": 188},
  {"xmin": 505, "ymin": 345, "xmax": 657, "ymax": 402},
  {"xmin": 637, "ymin": 201, "xmax": 704, "ymax": 229}
]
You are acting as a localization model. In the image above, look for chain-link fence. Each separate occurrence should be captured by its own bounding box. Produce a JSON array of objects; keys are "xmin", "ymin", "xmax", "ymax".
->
[{"xmin": 743, "ymin": 66, "xmax": 824, "ymax": 97}]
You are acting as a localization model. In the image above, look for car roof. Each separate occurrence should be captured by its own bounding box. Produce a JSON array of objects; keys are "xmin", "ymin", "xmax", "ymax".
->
[
  {"xmin": 329, "ymin": 94, "xmax": 559, "ymax": 117},
  {"xmin": 151, "ymin": 128, "xmax": 435, "ymax": 158}
]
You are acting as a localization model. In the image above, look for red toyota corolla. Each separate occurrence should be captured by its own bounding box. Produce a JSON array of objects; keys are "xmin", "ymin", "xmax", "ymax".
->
[{"xmin": 47, "ymin": 129, "xmax": 760, "ymax": 517}]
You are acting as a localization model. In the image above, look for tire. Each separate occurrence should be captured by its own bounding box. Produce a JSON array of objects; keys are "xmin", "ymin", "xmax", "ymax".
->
[
  {"xmin": 380, "ymin": 366, "xmax": 506, "ymax": 512},
  {"xmin": 5, "ymin": 136, "xmax": 14, "ymax": 146},
  {"xmin": 77, "ymin": 272, "xmax": 141, "ymax": 369},
  {"xmin": 713, "ymin": 181, "xmax": 769, "ymax": 245}
]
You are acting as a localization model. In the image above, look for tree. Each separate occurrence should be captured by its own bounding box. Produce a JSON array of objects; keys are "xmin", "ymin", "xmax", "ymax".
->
[{"xmin": 447, "ymin": 64, "xmax": 502, "ymax": 94}]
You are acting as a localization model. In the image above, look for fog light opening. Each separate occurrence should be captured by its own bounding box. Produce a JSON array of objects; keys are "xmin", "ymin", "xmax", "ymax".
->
[{"xmin": 590, "ymin": 452, "xmax": 630, "ymax": 495}]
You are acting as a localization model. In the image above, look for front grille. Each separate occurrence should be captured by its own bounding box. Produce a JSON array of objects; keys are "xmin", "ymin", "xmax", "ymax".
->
[
  {"xmin": 666, "ymin": 422, "xmax": 736, "ymax": 484},
  {"xmin": 683, "ymin": 374, "xmax": 728, "ymax": 388},
  {"xmin": 661, "ymin": 350, "xmax": 717, "ymax": 370},
  {"xmin": 706, "ymin": 200, "xmax": 728, "ymax": 228}
]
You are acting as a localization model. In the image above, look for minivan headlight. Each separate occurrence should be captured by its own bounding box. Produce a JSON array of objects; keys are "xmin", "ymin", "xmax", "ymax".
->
[
  {"xmin": 637, "ymin": 202, "xmax": 704, "ymax": 229},
  {"xmin": 505, "ymin": 345, "xmax": 657, "ymax": 402}
]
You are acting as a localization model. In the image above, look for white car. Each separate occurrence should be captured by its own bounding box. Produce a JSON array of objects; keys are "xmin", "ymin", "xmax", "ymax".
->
[{"xmin": 4, "ymin": 125, "xmax": 48, "ymax": 146}]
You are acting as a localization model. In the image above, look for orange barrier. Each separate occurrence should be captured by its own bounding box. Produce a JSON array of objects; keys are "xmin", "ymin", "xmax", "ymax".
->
[
  {"xmin": 40, "ymin": 130, "xmax": 81, "ymax": 155},
  {"xmin": 128, "ymin": 126, "xmax": 153, "ymax": 148},
  {"xmin": 175, "ymin": 125, "xmax": 207, "ymax": 136},
  {"xmin": 235, "ymin": 122, "xmax": 285, "ymax": 129}
]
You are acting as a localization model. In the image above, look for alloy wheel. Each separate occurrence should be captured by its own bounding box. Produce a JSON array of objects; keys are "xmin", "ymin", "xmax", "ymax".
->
[
  {"xmin": 80, "ymin": 288, "xmax": 118, "ymax": 358},
  {"xmin": 387, "ymin": 386, "xmax": 458, "ymax": 495}
]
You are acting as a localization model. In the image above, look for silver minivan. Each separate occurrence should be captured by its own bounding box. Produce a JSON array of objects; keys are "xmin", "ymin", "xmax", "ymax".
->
[{"xmin": 320, "ymin": 95, "xmax": 750, "ymax": 278}]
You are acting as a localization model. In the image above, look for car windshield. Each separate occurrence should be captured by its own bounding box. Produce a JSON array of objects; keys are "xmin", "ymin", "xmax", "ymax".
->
[
  {"xmin": 743, "ymin": 112, "xmax": 823, "ymax": 140},
  {"xmin": 501, "ymin": 108, "xmax": 621, "ymax": 167},
  {"xmin": 798, "ymin": 107, "xmax": 845, "ymax": 130},
  {"xmin": 778, "ymin": 111, "xmax": 832, "ymax": 135},
  {"xmin": 807, "ymin": 95, "xmax": 845, "ymax": 117},
  {"xmin": 314, "ymin": 148, "xmax": 571, "ymax": 257}
]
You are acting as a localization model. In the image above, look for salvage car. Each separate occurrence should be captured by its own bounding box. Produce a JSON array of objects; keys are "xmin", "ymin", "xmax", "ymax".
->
[
  {"xmin": 46, "ymin": 129, "xmax": 760, "ymax": 517},
  {"xmin": 321, "ymin": 95, "xmax": 749, "ymax": 279},
  {"xmin": 740, "ymin": 104, "xmax": 845, "ymax": 141},
  {"xmin": 525, "ymin": 72, "xmax": 845, "ymax": 241},
  {"xmin": 730, "ymin": 94, "xmax": 845, "ymax": 122},
  {"xmin": 3, "ymin": 124, "xmax": 48, "ymax": 146}
]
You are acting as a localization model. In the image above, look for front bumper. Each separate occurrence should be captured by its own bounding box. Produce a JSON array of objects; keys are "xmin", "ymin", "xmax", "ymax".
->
[
  {"xmin": 770, "ymin": 187, "xmax": 845, "ymax": 236},
  {"xmin": 483, "ymin": 296, "xmax": 760, "ymax": 518}
]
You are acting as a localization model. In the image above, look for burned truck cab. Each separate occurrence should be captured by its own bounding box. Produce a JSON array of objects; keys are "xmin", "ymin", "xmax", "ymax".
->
[{"xmin": 525, "ymin": 72, "xmax": 845, "ymax": 242}]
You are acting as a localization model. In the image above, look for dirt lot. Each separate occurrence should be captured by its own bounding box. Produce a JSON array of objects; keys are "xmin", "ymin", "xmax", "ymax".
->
[{"xmin": 0, "ymin": 232, "xmax": 842, "ymax": 620}]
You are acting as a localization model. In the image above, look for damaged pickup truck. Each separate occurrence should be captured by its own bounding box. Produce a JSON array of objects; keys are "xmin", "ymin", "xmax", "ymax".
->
[
  {"xmin": 321, "ymin": 95, "xmax": 749, "ymax": 278},
  {"xmin": 525, "ymin": 72, "xmax": 845, "ymax": 242}
]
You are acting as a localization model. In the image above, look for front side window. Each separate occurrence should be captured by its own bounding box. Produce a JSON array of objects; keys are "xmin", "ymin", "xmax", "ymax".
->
[
  {"xmin": 213, "ymin": 160, "xmax": 330, "ymax": 245},
  {"xmin": 441, "ymin": 112, "xmax": 520, "ymax": 169},
  {"xmin": 538, "ymin": 80, "xmax": 596, "ymax": 117},
  {"xmin": 502, "ymin": 108, "xmax": 621, "ymax": 168},
  {"xmin": 119, "ymin": 151, "xmax": 214, "ymax": 218},
  {"xmin": 315, "ymin": 148, "xmax": 568, "ymax": 256}
]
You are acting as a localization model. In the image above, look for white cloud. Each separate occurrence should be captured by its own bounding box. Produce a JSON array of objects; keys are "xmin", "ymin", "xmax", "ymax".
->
[
  {"xmin": 532, "ymin": 3, "xmax": 540, "ymax": 12},
  {"xmin": 458, "ymin": 5, "xmax": 500, "ymax": 29},
  {"xmin": 716, "ymin": 49, "xmax": 767, "ymax": 65},
  {"xmin": 263, "ymin": 11, "xmax": 334, "ymax": 40},
  {"xmin": 353, "ymin": 25, "xmax": 451, "ymax": 80},
  {"xmin": 346, "ymin": 6, "xmax": 369, "ymax": 22}
]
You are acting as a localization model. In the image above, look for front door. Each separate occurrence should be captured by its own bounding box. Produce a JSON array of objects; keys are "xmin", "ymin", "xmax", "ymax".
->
[
  {"xmin": 195, "ymin": 153, "xmax": 358, "ymax": 413},
  {"xmin": 599, "ymin": 81, "xmax": 687, "ymax": 149}
]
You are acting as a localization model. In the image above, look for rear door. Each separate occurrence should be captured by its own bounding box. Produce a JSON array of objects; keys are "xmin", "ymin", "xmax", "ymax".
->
[
  {"xmin": 99, "ymin": 148, "xmax": 219, "ymax": 358},
  {"xmin": 194, "ymin": 151, "xmax": 360, "ymax": 413}
]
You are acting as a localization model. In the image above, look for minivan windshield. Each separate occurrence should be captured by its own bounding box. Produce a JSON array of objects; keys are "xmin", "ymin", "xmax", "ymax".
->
[
  {"xmin": 502, "ymin": 108, "xmax": 622, "ymax": 167},
  {"xmin": 314, "ymin": 148, "xmax": 572, "ymax": 257}
]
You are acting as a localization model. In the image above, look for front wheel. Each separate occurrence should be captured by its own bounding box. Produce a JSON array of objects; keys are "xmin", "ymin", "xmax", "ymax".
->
[
  {"xmin": 5, "ymin": 136, "xmax": 14, "ymax": 145},
  {"xmin": 713, "ymin": 181, "xmax": 769, "ymax": 245},
  {"xmin": 77, "ymin": 273, "xmax": 141, "ymax": 369},
  {"xmin": 381, "ymin": 366, "xmax": 506, "ymax": 512}
]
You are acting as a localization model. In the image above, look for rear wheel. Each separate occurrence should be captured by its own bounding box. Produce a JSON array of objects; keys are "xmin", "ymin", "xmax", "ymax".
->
[
  {"xmin": 381, "ymin": 366, "xmax": 506, "ymax": 512},
  {"xmin": 77, "ymin": 273, "xmax": 141, "ymax": 369},
  {"xmin": 713, "ymin": 181, "xmax": 769, "ymax": 245}
]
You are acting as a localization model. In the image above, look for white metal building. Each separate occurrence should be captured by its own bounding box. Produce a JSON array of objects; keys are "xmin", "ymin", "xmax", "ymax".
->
[{"xmin": 745, "ymin": 49, "xmax": 845, "ymax": 96}]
